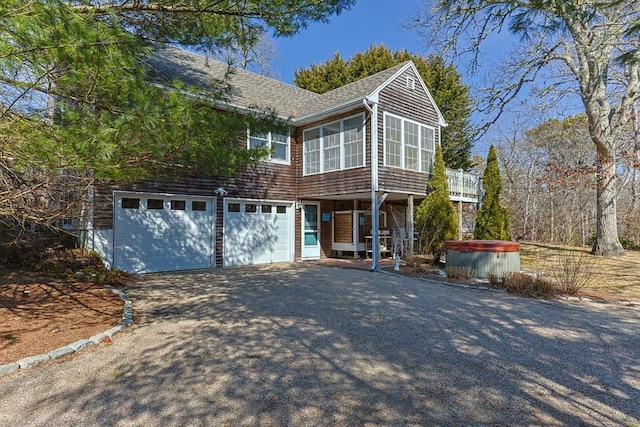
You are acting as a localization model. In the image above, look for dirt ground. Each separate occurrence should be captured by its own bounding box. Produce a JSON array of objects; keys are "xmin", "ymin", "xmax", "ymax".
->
[{"xmin": 0, "ymin": 268, "xmax": 123, "ymax": 365}]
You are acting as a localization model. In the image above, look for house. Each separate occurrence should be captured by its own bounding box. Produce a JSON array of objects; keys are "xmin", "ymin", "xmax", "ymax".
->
[{"xmin": 85, "ymin": 46, "xmax": 479, "ymax": 273}]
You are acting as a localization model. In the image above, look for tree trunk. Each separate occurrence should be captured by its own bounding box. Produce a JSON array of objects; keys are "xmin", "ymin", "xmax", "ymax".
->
[{"xmin": 592, "ymin": 149, "xmax": 625, "ymax": 256}]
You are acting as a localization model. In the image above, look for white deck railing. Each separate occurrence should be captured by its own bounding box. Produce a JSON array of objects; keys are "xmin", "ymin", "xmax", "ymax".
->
[{"xmin": 446, "ymin": 169, "xmax": 480, "ymax": 203}]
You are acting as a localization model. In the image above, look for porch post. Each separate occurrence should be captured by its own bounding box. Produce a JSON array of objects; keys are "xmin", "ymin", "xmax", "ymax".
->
[
  {"xmin": 353, "ymin": 199, "xmax": 358, "ymax": 259},
  {"xmin": 458, "ymin": 200, "xmax": 463, "ymax": 240},
  {"xmin": 407, "ymin": 194, "xmax": 414, "ymax": 255},
  {"xmin": 371, "ymin": 192, "xmax": 380, "ymax": 269}
]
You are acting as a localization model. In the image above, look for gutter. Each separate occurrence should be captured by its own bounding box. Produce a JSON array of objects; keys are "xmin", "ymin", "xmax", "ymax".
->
[
  {"xmin": 292, "ymin": 97, "xmax": 368, "ymax": 126},
  {"xmin": 363, "ymin": 96, "xmax": 380, "ymax": 271}
]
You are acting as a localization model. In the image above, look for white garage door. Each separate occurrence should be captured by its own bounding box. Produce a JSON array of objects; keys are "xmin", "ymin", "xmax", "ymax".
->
[
  {"xmin": 114, "ymin": 193, "xmax": 214, "ymax": 273},
  {"xmin": 224, "ymin": 200, "xmax": 293, "ymax": 267}
]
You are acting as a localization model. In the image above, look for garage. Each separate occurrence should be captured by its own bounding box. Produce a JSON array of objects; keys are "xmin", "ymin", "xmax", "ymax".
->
[
  {"xmin": 223, "ymin": 200, "xmax": 293, "ymax": 267},
  {"xmin": 113, "ymin": 192, "xmax": 214, "ymax": 273}
]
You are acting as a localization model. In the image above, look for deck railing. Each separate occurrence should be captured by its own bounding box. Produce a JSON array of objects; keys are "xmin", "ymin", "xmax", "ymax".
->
[{"xmin": 446, "ymin": 169, "xmax": 480, "ymax": 203}]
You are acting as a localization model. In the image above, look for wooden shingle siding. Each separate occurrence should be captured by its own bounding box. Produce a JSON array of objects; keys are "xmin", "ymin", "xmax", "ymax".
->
[
  {"xmin": 295, "ymin": 108, "xmax": 372, "ymax": 198},
  {"xmin": 93, "ymin": 160, "xmax": 296, "ymax": 229},
  {"xmin": 294, "ymin": 206, "xmax": 301, "ymax": 260},
  {"xmin": 320, "ymin": 200, "xmax": 333, "ymax": 258},
  {"xmin": 298, "ymin": 168, "xmax": 371, "ymax": 198},
  {"xmin": 374, "ymin": 67, "xmax": 440, "ymax": 197},
  {"xmin": 378, "ymin": 67, "xmax": 441, "ymax": 127},
  {"xmin": 378, "ymin": 168, "xmax": 430, "ymax": 195}
]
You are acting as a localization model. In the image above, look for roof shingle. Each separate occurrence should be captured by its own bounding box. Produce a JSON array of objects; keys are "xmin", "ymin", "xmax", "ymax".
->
[{"xmin": 146, "ymin": 46, "xmax": 410, "ymax": 121}]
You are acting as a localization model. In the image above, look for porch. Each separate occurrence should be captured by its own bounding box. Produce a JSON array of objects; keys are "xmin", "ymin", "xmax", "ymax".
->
[
  {"xmin": 446, "ymin": 169, "xmax": 481, "ymax": 203},
  {"xmin": 304, "ymin": 170, "xmax": 480, "ymax": 263}
]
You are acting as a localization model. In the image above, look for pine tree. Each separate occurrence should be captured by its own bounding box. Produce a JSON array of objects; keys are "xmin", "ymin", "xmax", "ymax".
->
[
  {"xmin": 0, "ymin": 0, "xmax": 354, "ymax": 234},
  {"xmin": 475, "ymin": 145, "xmax": 511, "ymax": 240},
  {"xmin": 414, "ymin": 145, "xmax": 458, "ymax": 259}
]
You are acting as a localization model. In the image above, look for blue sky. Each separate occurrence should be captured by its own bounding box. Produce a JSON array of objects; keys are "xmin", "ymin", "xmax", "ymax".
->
[
  {"xmin": 274, "ymin": 0, "xmax": 426, "ymax": 84},
  {"xmin": 270, "ymin": 0, "xmax": 513, "ymax": 154},
  {"xmin": 270, "ymin": 1, "xmax": 582, "ymax": 153}
]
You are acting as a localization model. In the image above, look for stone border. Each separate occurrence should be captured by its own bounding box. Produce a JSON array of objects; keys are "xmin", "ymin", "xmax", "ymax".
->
[{"xmin": 0, "ymin": 285, "xmax": 132, "ymax": 377}]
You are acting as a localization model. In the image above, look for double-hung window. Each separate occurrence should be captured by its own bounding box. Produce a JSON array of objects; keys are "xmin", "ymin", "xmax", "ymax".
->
[
  {"xmin": 421, "ymin": 126, "xmax": 435, "ymax": 173},
  {"xmin": 384, "ymin": 113, "xmax": 436, "ymax": 173},
  {"xmin": 385, "ymin": 115, "xmax": 402, "ymax": 168},
  {"xmin": 343, "ymin": 116, "xmax": 364, "ymax": 168},
  {"xmin": 322, "ymin": 122, "xmax": 341, "ymax": 172},
  {"xmin": 404, "ymin": 121, "xmax": 419, "ymax": 171},
  {"xmin": 303, "ymin": 114, "xmax": 365, "ymax": 175},
  {"xmin": 248, "ymin": 131, "xmax": 290, "ymax": 163},
  {"xmin": 303, "ymin": 128, "xmax": 321, "ymax": 175}
]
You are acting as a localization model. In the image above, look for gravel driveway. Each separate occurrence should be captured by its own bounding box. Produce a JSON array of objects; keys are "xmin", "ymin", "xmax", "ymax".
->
[{"xmin": 0, "ymin": 264, "xmax": 638, "ymax": 426}]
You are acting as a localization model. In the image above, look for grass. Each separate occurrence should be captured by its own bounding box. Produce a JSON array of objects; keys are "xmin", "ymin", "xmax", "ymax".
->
[{"xmin": 519, "ymin": 242, "xmax": 640, "ymax": 301}]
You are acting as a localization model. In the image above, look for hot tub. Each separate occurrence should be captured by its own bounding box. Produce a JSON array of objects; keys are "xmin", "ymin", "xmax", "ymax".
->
[{"xmin": 445, "ymin": 240, "xmax": 521, "ymax": 279}]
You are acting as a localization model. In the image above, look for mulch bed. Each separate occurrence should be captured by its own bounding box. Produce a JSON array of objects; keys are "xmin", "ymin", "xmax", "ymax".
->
[{"xmin": 0, "ymin": 269, "xmax": 123, "ymax": 365}]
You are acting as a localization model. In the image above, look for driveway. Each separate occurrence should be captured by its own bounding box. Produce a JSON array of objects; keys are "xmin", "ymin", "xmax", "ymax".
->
[{"xmin": 0, "ymin": 264, "xmax": 638, "ymax": 426}]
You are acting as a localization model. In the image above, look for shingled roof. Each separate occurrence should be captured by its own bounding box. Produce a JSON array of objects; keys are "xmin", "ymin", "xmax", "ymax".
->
[
  {"xmin": 145, "ymin": 46, "xmax": 316, "ymax": 118},
  {"xmin": 294, "ymin": 62, "xmax": 409, "ymax": 118},
  {"xmin": 145, "ymin": 46, "xmax": 431, "ymax": 124}
]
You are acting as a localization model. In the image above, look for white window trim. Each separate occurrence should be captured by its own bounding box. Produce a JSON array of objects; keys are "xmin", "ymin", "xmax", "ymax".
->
[
  {"xmin": 383, "ymin": 112, "xmax": 436, "ymax": 173},
  {"xmin": 302, "ymin": 113, "xmax": 366, "ymax": 176},
  {"xmin": 247, "ymin": 130, "xmax": 291, "ymax": 165},
  {"xmin": 406, "ymin": 76, "xmax": 416, "ymax": 91}
]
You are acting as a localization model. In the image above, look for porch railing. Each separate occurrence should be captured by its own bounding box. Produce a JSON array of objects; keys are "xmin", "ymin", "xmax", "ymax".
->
[{"xmin": 446, "ymin": 169, "xmax": 480, "ymax": 203}]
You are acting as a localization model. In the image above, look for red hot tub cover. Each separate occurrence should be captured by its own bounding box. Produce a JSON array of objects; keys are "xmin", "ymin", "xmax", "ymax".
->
[{"xmin": 445, "ymin": 240, "xmax": 521, "ymax": 253}]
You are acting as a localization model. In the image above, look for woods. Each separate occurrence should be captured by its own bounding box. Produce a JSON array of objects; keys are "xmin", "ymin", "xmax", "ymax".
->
[
  {"xmin": 495, "ymin": 113, "xmax": 640, "ymax": 249},
  {"xmin": 413, "ymin": 0, "xmax": 640, "ymax": 256}
]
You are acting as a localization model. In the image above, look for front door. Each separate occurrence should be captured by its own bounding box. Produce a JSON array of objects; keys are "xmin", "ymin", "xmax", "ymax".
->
[{"xmin": 302, "ymin": 202, "xmax": 320, "ymax": 259}]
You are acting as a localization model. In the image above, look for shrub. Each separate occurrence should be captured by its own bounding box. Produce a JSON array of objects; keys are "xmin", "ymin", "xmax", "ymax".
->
[
  {"xmin": 588, "ymin": 233, "xmax": 639, "ymax": 251},
  {"xmin": 487, "ymin": 273, "xmax": 503, "ymax": 287},
  {"xmin": 446, "ymin": 266, "xmax": 476, "ymax": 279},
  {"xmin": 404, "ymin": 255, "xmax": 424, "ymax": 272},
  {"xmin": 550, "ymin": 251, "xmax": 596, "ymax": 295},
  {"xmin": 414, "ymin": 145, "xmax": 458, "ymax": 260},
  {"xmin": 503, "ymin": 272, "xmax": 557, "ymax": 297},
  {"xmin": 0, "ymin": 239, "xmax": 49, "ymax": 268},
  {"xmin": 618, "ymin": 235, "xmax": 640, "ymax": 251},
  {"xmin": 475, "ymin": 145, "xmax": 511, "ymax": 240},
  {"xmin": 36, "ymin": 248, "xmax": 130, "ymax": 287}
]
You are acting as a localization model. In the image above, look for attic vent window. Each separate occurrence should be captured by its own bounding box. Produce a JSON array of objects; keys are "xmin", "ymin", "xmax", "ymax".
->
[{"xmin": 406, "ymin": 76, "xmax": 416, "ymax": 90}]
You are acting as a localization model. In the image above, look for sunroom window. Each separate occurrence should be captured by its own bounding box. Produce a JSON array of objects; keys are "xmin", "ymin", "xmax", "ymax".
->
[
  {"xmin": 322, "ymin": 122, "xmax": 341, "ymax": 172},
  {"xmin": 248, "ymin": 131, "xmax": 290, "ymax": 163},
  {"xmin": 303, "ymin": 114, "xmax": 365, "ymax": 175},
  {"xmin": 404, "ymin": 121, "xmax": 419, "ymax": 171},
  {"xmin": 421, "ymin": 126, "xmax": 435, "ymax": 173},
  {"xmin": 344, "ymin": 116, "xmax": 364, "ymax": 168},
  {"xmin": 385, "ymin": 115, "xmax": 402, "ymax": 167},
  {"xmin": 384, "ymin": 113, "xmax": 435, "ymax": 173},
  {"xmin": 303, "ymin": 128, "xmax": 321, "ymax": 175}
]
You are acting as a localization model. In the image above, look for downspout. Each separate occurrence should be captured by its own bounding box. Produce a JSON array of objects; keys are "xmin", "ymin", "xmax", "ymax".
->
[{"xmin": 363, "ymin": 97, "xmax": 380, "ymax": 271}]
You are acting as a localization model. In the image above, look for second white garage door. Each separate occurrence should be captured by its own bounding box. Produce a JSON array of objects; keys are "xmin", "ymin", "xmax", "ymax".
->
[{"xmin": 223, "ymin": 200, "xmax": 293, "ymax": 267}]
